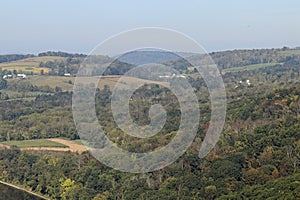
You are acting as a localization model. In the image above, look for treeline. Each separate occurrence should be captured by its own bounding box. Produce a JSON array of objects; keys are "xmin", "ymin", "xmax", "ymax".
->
[
  {"xmin": 0, "ymin": 91, "xmax": 77, "ymax": 141},
  {"xmin": 0, "ymin": 54, "xmax": 35, "ymax": 63},
  {"xmin": 208, "ymin": 47, "xmax": 300, "ymax": 70},
  {"xmin": 37, "ymin": 51, "xmax": 88, "ymax": 75},
  {"xmin": 0, "ymin": 51, "xmax": 86, "ymax": 64},
  {"xmin": 39, "ymin": 58, "xmax": 83, "ymax": 75},
  {"xmin": 38, "ymin": 51, "xmax": 86, "ymax": 58}
]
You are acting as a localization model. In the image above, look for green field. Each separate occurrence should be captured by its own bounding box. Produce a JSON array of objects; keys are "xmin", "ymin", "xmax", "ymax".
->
[
  {"xmin": 73, "ymin": 139, "xmax": 84, "ymax": 145},
  {"xmin": 0, "ymin": 56, "xmax": 66, "ymax": 74},
  {"xmin": 280, "ymin": 49, "xmax": 300, "ymax": 56},
  {"xmin": 26, "ymin": 76, "xmax": 75, "ymax": 91},
  {"xmin": 2, "ymin": 139, "xmax": 68, "ymax": 148},
  {"xmin": 223, "ymin": 63, "xmax": 281, "ymax": 73}
]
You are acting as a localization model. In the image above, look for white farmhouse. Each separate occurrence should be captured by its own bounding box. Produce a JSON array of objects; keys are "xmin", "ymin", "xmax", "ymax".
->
[
  {"xmin": 246, "ymin": 79, "xmax": 251, "ymax": 86},
  {"xmin": 3, "ymin": 74, "xmax": 13, "ymax": 79},
  {"xmin": 17, "ymin": 74, "xmax": 26, "ymax": 79}
]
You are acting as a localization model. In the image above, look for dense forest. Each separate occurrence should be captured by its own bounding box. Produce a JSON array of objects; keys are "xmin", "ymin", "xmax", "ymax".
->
[{"xmin": 0, "ymin": 47, "xmax": 299, "ymax": 199}]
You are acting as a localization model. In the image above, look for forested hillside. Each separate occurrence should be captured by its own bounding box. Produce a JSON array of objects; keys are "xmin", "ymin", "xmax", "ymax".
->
[{"xmin": 0, "ymin": 48, "xmax": 299, "ymax": 199}]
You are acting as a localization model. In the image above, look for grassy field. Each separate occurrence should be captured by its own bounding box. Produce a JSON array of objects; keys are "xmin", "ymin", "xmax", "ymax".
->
[
  {"xmin": 2, "ymin": 139, "xmax": 68, "ymax": 148},
  {"xmin": 26, "ymin": 75, "xmax": 169, "ymax": 91},
  {"xmin": 0, "ymin": 56, "xmax": 66, "ymax": 74},
  {"xmin": 72, "ymin": 140, "xmax": 84, "ymax": 145},
  {"xmin": 27, "ymin": 76, "xmax": 75, "ymax": 91},
  {"xmin": 1, "ymin": 89, "xmax": 48, "ymax": 99},
  {"xmin": 280, "ymin": 49, "xmax": 300, "ymax": 56},
  {"xmin": 223, "ymin": 63, "xmax": 281, "ymax": 73}
]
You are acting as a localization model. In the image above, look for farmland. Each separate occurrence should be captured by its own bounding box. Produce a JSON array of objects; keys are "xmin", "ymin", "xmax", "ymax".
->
[
  {"xmin": 1, "ymin": 139, "xmax": 67, "ymax": 148},
  {"xmin": 0, "ymin": 56, "xmax": 66, "ymax": 74},
  {"xmin": 223, "ymin": 63, "xmax": 281, "ymax": 73},
  {"xmin": 0, "ymin": 48, "xmax": 299, "ymax": 199},
  {"xmin": 20, "ymin": 75, "xmax": 169, "ymax": 91},
  {"xmin": 1, "ymin": 138, "xmax": 87, "ymax": 153}
]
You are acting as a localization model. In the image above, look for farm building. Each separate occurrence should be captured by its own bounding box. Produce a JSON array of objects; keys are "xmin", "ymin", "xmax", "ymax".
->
[{"xmin": 17, "ymin": 74, "xmax": 27, "ymax": 79}]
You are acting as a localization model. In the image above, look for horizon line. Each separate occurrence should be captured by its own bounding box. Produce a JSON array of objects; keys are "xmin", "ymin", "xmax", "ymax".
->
[{"xmin": 1, "ymin": 45, "xmax": 299, "ymax": 56}]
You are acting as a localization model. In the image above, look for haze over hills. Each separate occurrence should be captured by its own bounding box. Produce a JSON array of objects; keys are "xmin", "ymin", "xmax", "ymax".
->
[{"xmin": 1, "ymin": 46, "xmax": 300, "ymax": 75}]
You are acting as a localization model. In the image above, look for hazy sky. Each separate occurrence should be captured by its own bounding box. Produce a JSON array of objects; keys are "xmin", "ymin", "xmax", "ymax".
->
[{"xmin": 1, "ymin": 0, "xmax": 300, "ymax": 54}]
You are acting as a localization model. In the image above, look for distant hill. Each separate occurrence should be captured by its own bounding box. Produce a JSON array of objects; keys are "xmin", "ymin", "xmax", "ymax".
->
[
  {"xmin": 0, "ymin": 54, "xmax": 35, "ymax": 64},
  {"xmin": 1, "ymin": 47, "xmax": 300, "ymax": 75},
  {"xmin": 116, "ymin": 50, "xmax": 182, "ymax": 65}
]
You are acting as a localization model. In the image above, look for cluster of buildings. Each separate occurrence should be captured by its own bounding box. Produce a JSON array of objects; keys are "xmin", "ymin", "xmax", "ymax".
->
[
  {"xmin": 3, "ymin": 74, "xmax": 27, "ymax": 79},
  {"xmin": 159, "ymin": 73, "xmax": 186, "ymax": 79},
  {"xmin": 235, "ymin": 79, "xmax": 252, "ymax": 88}
]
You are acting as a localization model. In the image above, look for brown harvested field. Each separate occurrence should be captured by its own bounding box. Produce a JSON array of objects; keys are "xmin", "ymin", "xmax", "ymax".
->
[
  {"xmin": 46, "ymin": 138, "xmax": 87, "ymax": 153},
  {"xmin": 1, "ymin": 138, "xmax": 87, "ymax": 153},
  {"xmin": 27, "ymin": 75, "xmax": 169, "ymax": 91},
  {"xmin": 27, "ymin": 76, "xmax": 75, "ymax": 91},
  {"xmin": 0, "ymin": 56, "xmax": 66, "ymax": 74}
]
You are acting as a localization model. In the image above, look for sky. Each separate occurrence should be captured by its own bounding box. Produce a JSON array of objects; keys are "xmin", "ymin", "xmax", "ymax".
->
[{"xmin": 0, "ymin": 0, "xmax": 300, "ymax": 54}]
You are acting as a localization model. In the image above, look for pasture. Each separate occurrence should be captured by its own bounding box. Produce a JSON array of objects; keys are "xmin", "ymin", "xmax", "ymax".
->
[
  {"xmin": 2, "ymin": 139, "xmax": 68, "ymax": 148},
  {"xmin": 0, "ymin": 56, "xmax": 66, "ymax": 74}
]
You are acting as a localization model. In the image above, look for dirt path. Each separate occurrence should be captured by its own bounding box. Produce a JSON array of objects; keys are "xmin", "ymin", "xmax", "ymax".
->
[
  {"xmin": 21, "ymin": 146, "xmax": 77, "ymax": 152},
  {"xmin": 0, "ymin": 143, "xmax": 10, "ymax": 149},
  {"xmin": 47, "ymin": 138, "xmax": 87, "ymax": 153}
]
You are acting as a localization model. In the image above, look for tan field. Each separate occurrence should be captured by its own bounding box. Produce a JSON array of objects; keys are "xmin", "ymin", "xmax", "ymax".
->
[
  {"xmin": 0, "ymin": 56, "xmax": 66, "ymax": 74},
  {"xmin": 1, "ymin": 138, "xmax": 87, "ymax": 153},
  {"xmin": 26, "ymin": 75, "xmax": 169, "ymax": 91}
]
